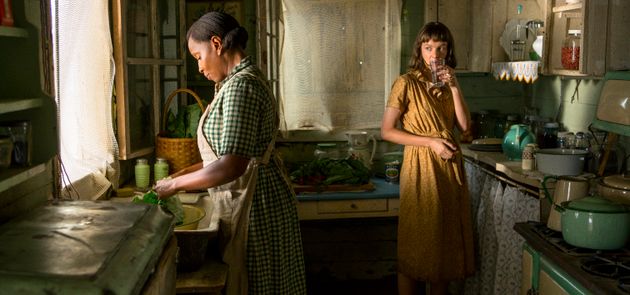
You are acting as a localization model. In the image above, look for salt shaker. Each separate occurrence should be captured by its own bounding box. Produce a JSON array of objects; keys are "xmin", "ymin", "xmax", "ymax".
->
[{"xmin": 522, "ymin": 143, "xmax": 537, "ymax": 171}]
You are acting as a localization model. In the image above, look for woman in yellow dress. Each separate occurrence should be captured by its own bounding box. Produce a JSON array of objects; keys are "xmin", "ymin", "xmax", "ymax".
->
[{"xmin": 381, "ymin": 22, "xmax": 475, "ymax": 295}]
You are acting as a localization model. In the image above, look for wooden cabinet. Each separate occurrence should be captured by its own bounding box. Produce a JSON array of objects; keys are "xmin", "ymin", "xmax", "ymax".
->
[
  {"xmin": 545, "ymin": 0, "xmax": 630, "ymax": 76},
  {"xmin": 425, "ymin": 0, "xmax": 546, "ymax": 72},
  {"xmin": 0, "ymin": 0, "xmax": 56, "ymax": 222},
  {"xmin": 427, "ymin": 0, "xmax": 630, "ymax": 76}
]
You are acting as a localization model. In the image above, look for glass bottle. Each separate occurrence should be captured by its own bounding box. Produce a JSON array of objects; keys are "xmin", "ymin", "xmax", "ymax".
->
[
  {"xmin": 154, "ymin": 157, "xmax": 169, "ymax": 183},
  {"xmin": 8, "ymin": 121, "xmax": 31, "ymax": 167},
  {"xmin": 135, "ymin": 158, "xmax": 150, "ymax": 190},
  {"xmin": 477, "ymin": 111, "xmax": 490, "ymax": 139},
  {"xmin": 561, "ymin": 30, "xmax": 581, "ymax": 70}
]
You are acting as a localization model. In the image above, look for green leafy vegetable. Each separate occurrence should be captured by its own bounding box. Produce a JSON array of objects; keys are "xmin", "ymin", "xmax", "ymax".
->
[
  {"xmin": 290, "ymin": 157, "xmax": 371, "ymax": 186},
  {"xmin": 164, "ymin": 102, "xmax": 203, "ymax": 138},
  {"xmin": 133, "ymin": 191, "xmax": 184, "ymax": 225}
]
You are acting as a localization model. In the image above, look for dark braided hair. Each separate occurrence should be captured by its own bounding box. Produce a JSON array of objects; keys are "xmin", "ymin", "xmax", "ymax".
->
[
  {"xmin": 409, "ymin": 22, "xmax": 457, "ymax": 71},
  {"xmin": 186, "ymin": 11, "xmax": 248, "ymax": 51}
]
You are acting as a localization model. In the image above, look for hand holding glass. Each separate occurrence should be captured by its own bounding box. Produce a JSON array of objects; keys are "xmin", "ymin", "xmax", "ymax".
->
[{"xmin": 430, "ymin": 58, "xmax": 445, "ymax": 88}]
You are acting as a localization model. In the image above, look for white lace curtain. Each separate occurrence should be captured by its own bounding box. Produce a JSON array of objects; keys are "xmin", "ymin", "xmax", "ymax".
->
[
  {"xmin": 52, "ymin": 0, "xmax": 118, "ymax": 200},
  {"xmin": 464, "ymin": 160, "xmax": 540, "ymax": 295}
]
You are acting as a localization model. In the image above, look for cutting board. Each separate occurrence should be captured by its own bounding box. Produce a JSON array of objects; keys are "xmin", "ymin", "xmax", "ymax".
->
[{"xmin": 292, "ymin": 181, "xmax": 375, "ymax": 193}]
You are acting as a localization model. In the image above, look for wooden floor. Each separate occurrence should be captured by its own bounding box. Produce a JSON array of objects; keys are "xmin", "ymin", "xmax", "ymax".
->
[{"xmin": 306, "ymin": 275, "xmax": 400, "ymax": 295}]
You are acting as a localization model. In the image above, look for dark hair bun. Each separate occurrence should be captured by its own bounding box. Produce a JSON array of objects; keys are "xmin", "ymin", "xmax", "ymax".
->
[{"xmin": 223, "ymin": 26, "xmax": 248, "ymax": 50}]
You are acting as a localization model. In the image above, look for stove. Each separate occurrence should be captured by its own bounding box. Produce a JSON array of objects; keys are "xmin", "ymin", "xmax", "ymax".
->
[
  {"xmin": 518, "ymin": 221, "xmax": 630, "ymax": 295},
  {"xmin": 0, "ymin": 200, "xmax": 174, "ymax": 294}
]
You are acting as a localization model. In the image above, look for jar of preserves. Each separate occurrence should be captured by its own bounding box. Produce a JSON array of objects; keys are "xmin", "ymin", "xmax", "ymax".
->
[
  {"xmin": 154, "ymin": 157, "xmax": 169, "ymax": 183},
  {"xmin": 561, "ymin": 29, "xmax": 581, "ymax": 70},
  {"xmin": 135, "ymin": 158, "xmax": 150, "ymax": 190}
]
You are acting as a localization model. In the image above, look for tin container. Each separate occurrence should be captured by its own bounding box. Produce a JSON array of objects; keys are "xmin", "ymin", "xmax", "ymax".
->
[{"xmin": 384, "ymin": 161, "xmax": 400, "ymax": 183}]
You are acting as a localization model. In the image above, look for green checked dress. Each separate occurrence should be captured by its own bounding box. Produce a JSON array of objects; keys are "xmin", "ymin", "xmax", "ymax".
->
[{"xmin": 203, "ymin": 56, "xmax": 307, "ymax": 294}]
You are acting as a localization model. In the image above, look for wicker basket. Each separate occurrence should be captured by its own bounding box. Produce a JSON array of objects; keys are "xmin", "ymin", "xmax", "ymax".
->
[{"xmin": 156, "ymin": 88, "xmax": 205, "ymax": 174}]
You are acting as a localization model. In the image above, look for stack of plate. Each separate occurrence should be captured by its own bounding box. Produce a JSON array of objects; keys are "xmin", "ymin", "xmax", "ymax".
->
[{"xmin": 468, "ymin": 138, "xmax": 503, "ymax": 152}]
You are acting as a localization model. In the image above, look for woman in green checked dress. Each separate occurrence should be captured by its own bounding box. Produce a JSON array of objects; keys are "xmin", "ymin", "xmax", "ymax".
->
[{"xmin": 154, "ymin": 11, "xmax": 307, "ymax": 295}]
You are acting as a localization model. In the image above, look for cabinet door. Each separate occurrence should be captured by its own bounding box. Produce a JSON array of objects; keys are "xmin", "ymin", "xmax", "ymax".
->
[
  {"xmin": 425, "ymin": 0, "xmax": 546, "ymax": 72},
  {"xmin": 539, "ymin": 256, "xmax": 587, "ymax": 295},
  {"xmin": 546, "ymin": 0, "xmax": 630, "ymax": 76},
  {"xmin": 425, "ymin": 0, "xmax": 473, "ymax": 71},
  {"xmin": 521, "ymin": 248, "xmax": 534, "ymax": 295},
  {"xmin": 112, "ymin": 0, "xmax": 187, "ymax": 160}
]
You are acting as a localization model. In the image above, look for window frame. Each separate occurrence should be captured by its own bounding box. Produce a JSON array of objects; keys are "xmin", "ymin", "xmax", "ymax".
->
[{"xmin": 111, "ymin": 0, "xmax": 188, "ymax": 160}]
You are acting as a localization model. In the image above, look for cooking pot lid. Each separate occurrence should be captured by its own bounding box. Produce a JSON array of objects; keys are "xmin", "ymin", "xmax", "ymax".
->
[
  {"xmin": 603, "ymin": 175, "xmax": 630, "ymax": 190},
  {"xmin": 565, "ymin": 196, "xmax": 628, "ymax": 213}
]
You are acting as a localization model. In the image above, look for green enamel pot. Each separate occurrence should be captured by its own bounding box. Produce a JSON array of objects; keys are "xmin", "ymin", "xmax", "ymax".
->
[{"xmin": 559, "ymin": 196, "xmax": 630, "ymax": 250}]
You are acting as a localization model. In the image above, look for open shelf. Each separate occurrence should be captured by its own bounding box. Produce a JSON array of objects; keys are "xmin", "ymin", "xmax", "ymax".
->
[
  {"xmin": 0, "ymin": 98, "xmax": 44, "ymax": 115},
  {"xmin": 0, "ymin": 26, "xmax": 28, "ymax": 38},
  {"xmin": 0, "ymin": 162, "xmax": 47, "ymax": 194}
]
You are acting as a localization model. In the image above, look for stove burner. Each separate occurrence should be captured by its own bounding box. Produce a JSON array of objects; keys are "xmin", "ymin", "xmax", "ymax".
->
[
  {"xmin": 582, "ymin": 256, "xmax": 630, "ymax": 278},
  {"xmin": 618, "ymin": 276, "xmax": 630, "ymax": 293}
]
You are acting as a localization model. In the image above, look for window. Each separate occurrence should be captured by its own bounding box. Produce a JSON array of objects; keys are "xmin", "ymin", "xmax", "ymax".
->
[
  {"xmin": 258, "ymin": 0, "xmax": 402, "ymax": 134},
  {"xmin": 111, "ymin": 0, "xmax": 186, "ymax": 159}
]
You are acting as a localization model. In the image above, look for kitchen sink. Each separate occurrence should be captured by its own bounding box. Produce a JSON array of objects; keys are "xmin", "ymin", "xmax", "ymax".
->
[{"xmin": 110, "ymin": 191, "xmax": 220, "ymax": 272}]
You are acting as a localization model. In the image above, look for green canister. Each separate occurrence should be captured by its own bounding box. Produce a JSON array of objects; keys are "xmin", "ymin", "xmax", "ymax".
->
[
  {"xmin": 154, "ymin": 157, "xmax": 169, "ymax": 183},
  {"xmin": 135, "ymin": 158, "xmax": 150, "ymax": 190}
]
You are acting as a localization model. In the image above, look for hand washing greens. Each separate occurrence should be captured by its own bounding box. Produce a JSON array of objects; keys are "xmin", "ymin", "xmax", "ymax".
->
[
  {"xmin": 133, "ymin": 191, "xmax": 185, "ymax": 225},
  {"xmin": 290, "ymin": 158, "xmax": 371, "ymax": 186}
]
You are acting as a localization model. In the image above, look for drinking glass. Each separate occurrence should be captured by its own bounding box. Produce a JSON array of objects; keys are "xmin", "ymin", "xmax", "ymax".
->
[{"xmin": 430, "ymin": 58, "xmax": 445, "ymax": 88}]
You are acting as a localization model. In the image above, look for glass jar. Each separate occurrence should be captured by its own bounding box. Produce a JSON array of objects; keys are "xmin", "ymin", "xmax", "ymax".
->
[
  {"xmin": 561, "ymin": 29, "xmax": 581, "ymax": 70},
  {"xmin": 476, "ymin": 111, "xmax": 491, "ymax": 139},
  {"xmin": 541, "ymin": 122, "xmax": 559, "ymax": 149},
  {"xmin": 135, "ymin": 158, "xmax": 150, "ymax": 190},
  {"xmin": 314, "ymin": 143, "xmax": 340, "ymax": 160},
  {"xmin": 154, "ymin": 157, "xmax": 169, "ymax": 183},
  {"xmin": 8, "ymin": 121, "xmax": 31, "ymax": 167},
  {"xmin": 574, "ymin": 132, "xmax": 589, "ymax": 151}
]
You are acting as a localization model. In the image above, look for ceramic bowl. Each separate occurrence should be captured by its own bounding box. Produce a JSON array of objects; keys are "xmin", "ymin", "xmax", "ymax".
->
[{"xmin": 176, "ymin": 205, "xmax": 206, "ymax": 230}]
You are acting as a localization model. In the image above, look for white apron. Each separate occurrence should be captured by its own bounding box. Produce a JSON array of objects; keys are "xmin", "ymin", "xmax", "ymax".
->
[{"xmin": 196, "ymin": 74, "xmax": 280, "ymax": 295}]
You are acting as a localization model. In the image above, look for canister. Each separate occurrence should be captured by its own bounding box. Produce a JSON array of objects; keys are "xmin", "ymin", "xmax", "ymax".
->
[
  {"xmin": 154, "ymin": 158, "xmax": 169, "ymax": 183},
  {"xmin": 521, "ymin": 143, "xmax": 537, "ymax": 171},
  {"xmin": 384, "ymin": 161, "xmax": 400, "ymax": 183},
  {"xmin": 135, "ymin": 158, "xmax": 150, "ymax": 190}
]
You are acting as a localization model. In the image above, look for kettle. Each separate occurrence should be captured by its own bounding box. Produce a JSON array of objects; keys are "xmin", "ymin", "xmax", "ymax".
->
[
  {"xmin": 502, "ymin": 124, "xmax": 535, "ymax": 160},
  {"xmin": 542, "ymin": 175, "xmax": 589, "ymax": 231},
  {"xmin": 345, "ymin": 131, "xmax": 377, "ymax": 170}
]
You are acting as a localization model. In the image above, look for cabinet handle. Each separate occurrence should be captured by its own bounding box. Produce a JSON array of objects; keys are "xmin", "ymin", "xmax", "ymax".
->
[{"xmin": 350, "ymin": 203, "xmax": 358, "ymax": 209}]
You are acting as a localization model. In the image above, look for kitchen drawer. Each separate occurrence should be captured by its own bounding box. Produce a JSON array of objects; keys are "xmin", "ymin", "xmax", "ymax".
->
[
  {"xmin": 317, "ymin": 199, "xmax": 388, "ymax": 214},
  {"xmin": 297, "ymin": 198, "xmax": 399, "ymax": 220}
]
